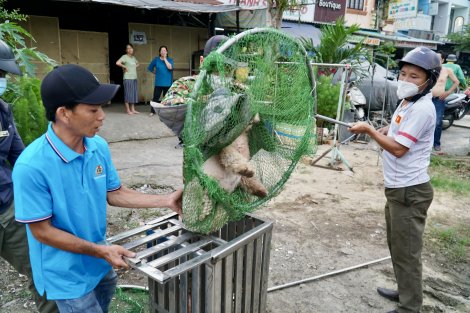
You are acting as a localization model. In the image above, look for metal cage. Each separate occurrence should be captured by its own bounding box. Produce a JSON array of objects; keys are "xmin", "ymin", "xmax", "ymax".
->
[{"xmin": 106, "ymin": 213, "xmax": 273, "ymax": 313}]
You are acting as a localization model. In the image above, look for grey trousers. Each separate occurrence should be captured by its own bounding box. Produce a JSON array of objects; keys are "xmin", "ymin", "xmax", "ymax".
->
[
  {"xmin": 0, "ymin": 203, "xmax": 58, "ymax": 313},
  {"xmin": 384, "ymin": 181, "xmax": 433, "ymax": 313}
]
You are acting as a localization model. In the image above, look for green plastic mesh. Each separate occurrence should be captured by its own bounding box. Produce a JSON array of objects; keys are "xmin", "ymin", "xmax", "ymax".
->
[{"xmin": 182, "ymin": 28, "xmax": 317, "ymax": 234}]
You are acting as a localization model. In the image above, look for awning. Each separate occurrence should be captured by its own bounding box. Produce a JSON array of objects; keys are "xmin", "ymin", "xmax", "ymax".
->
[
  {"xmin": 348, "ymin": 35, "xmax": 381, "ymax": 46},
  {"xmin": 71, "ymin": 0, "xmax": 240, "ymax": 13},
  {"xmin": 354, "ymin": 30, "xmax": 443, "ymax": 50},
  {"xmin": 281, "ymin": 21, "xmax": 322, "ymax": 46}
]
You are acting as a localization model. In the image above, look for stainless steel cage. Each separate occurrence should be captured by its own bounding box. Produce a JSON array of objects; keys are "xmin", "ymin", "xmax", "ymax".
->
[{"xmin": 106, "ymin": 212, "xmax": 273, "ymax": 313}]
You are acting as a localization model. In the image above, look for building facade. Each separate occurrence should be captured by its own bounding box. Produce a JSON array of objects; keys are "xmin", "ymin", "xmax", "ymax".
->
[
  {"xmin": 387, "ymin": 0, "xmax": 469, "ymax": 40},
  {"xmin": 5, "ymin": 0, "xmax": 238, "ymax": 102}
]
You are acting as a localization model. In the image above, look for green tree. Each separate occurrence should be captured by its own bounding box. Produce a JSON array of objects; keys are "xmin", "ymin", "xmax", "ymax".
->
[
  {"xmin": 374, "ymin": 41, "xmax": 397, "ymax": 69},
  {"xmin": 299, "ymin": 18, "xmax": 369, "ymax": 119},
  {"xmin": 446, "ymin": 25, "xmax": 470, "ymax": 52},
  {"xmin": 301, "ymin": 18, "xmax": 367, "ymax": 66},
  {"xmin": 267, "ymin": 0, "xmax": 303, "ymax": 28},
  {"xmin": 0, "ymin": 0, "xmax": 57, "ymax": 144}
]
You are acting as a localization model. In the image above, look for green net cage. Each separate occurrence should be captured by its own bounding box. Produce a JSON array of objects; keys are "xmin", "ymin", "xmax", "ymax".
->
[{"xmin": 182, "ymin": 28, "xmax": 317, "ymax": 234}]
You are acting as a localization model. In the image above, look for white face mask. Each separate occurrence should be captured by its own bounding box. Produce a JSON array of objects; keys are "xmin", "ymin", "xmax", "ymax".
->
[
  {"xmin": 396, "ymin": 79, "xmax": 428, "ymax": 100},
  {"xmin": 0, "ymin": 78, "xmax": 7, "ymax": 96}
]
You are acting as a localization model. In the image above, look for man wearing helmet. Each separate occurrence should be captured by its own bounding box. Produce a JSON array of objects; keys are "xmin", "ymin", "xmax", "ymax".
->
[
  {"xmin": 443, "ymin": 53, "xmax": 467, "ymax": 90},
  {"xmin": 0, "ymin": 40, "xmax": 58, "ymax": 312},
  {"xmin": 349, "ymin": 47, "xmax": 440, "ymax": 313},
  {"xmin": 431, "ymin": 53, "xmax": 460, "ymax": 152}
]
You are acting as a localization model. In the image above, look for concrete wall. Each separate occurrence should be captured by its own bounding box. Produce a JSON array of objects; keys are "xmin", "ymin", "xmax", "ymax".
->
[
  {"xmin": 345, "ymin": 0, "xmax": 376, "ymax": 29},
  {"xmin": 434, "ymin": 3, "xmax": 450, "ymax": 37},
  {"xmin": 453, "ymin": 7, "xmax": 469, "ymax": 29},
  {"xmin": 433, "ymin": 1, "xmax": 469, "ymax": 37}
]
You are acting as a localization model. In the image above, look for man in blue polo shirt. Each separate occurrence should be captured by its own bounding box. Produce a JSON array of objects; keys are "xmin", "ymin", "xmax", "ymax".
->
[{"xmin": 13, "ymin": 64, "xmax": 182, "ymax": 313}]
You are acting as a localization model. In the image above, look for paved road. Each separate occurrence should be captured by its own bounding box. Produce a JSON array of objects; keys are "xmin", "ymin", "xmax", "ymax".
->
[
  {"xmin": 100, "ymin": 103, "xmax": 183, "ymax": 188},
  {"xmin": 441, "ymin": 114, "xmax": 470, "ymax": 156}
]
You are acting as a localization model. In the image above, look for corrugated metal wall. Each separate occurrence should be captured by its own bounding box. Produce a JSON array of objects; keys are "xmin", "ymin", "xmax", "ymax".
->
[
  {"xmin": 128, "ymin": 23, "xmax": 207, "ymax": 102},
  {"xmin": 20, "ymin": 16, "xmax": 209, "ymax": 102}
]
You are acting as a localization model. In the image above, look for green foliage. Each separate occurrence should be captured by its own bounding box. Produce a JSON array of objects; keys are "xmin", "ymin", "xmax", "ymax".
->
[
  {"xmin": 302, "ymin": 18, "xmax": 368, "ymax": 67},
  {"xmin": 430, "ymin": 175, "xmax": 470, "ymax": 195},
  {"xmin": 4, "ymin": 75, "xmax": 47, "ymax": 145},
  {"xmin": 267, "ymin": 0, "xmax": 303, "ymax": 28},
  {"xmin": 0, "ymin": 21, "xmax": 57, "ymax": 76},
  {"xmin": 374, "ymin": 41, "xmax": 397, "ymax": 69},
  {"xmin": 315, "ymin": 74, "xmax": 341, "ymax": 119},
  {"xmin": 109, "ymin": 287, "xmax": 148, "ymax": 313},
  {"xmin": 429, "ymin": 156, "xmax": 470, "ymax": 195},
  {"xmin": 299, "ymin": 18, "xmax": 367, "ymax": 120},
  {"xmin": 446, "ymin": 25, "xmax": 470, "ymax": 52},
  {"xmin": 0, "ymin": 0, "xmax": 57, "ymax": 76},
  {"xmin": 0, "ymin": 3, "xmax": 57, "ymax": 145},
  {"xmin": 428, "ymin": 225, "xmax": 470, "ymax": 263},
  {"xmin": 0, "ymin": 0, "xmax": 26, "ymax": 22}
]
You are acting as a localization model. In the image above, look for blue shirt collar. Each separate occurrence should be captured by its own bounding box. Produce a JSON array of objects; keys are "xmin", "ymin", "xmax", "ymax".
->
[{"xmin": 45, "ymin": 123, "xmax": 97, "ymax": 163}]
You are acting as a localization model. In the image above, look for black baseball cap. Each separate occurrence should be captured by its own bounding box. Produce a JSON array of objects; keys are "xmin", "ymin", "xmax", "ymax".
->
[
  {"xmin": 0, "ymin": 40, "xmax": 22, "ymax": 75},
  {"xmin": 41, "ymin": 64, "xmax": 120, "ymax": 111},
  {"xmin": 203, "ymin": 35, "xmax": 228, "ymax": 57}
]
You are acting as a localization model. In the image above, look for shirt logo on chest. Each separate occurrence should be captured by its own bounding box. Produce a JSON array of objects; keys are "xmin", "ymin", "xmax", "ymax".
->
[
  {"xmin": 95, "ymin": 165, "xmax": 103, "ymax": 176},
  {"xmin": 395, "ymin": 115, "xmax": 402, "ymax": 124}
]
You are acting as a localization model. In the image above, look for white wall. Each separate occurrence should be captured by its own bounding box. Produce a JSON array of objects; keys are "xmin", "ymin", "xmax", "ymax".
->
[
  {"xmin": 433, "ymin": 3, "xmax": 450, "ymax": 37},
  {"xmin": 453, "ymin": 7, "xmax": 469, "ymax": 26}
]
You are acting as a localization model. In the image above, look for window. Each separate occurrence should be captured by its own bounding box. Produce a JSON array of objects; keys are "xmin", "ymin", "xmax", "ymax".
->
[
  {"xmin": 347, "ymin": 0, "xmax": 365, "ymax": 10},
  {"xmin": 454, "ymin": 16, "xmax": 464, "ymax": 32}
]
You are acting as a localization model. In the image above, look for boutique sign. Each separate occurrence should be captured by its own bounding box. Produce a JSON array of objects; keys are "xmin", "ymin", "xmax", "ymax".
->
[{"xmin": 314, "ymin": 0, "xmax": 346, "ymax": 23}]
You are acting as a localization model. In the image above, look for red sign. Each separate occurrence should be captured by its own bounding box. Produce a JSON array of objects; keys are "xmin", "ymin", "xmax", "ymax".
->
[{"xmin": 314, "ymin": 0, "xmax": 347, "ymax": 23}]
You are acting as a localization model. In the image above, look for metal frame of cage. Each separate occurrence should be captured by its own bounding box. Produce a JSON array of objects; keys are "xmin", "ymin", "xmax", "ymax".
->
[{"xmin": 106, "ymin": 212, "xmax": 273, "ymax": 313}]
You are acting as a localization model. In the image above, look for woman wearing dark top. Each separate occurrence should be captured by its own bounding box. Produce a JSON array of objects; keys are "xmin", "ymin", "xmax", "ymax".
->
[{"xmin": 147, "ymin": 45, "xmax": 174, "ymax": 116}]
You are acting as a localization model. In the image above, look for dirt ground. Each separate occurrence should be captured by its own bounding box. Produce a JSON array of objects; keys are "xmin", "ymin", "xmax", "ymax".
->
[{"xmin": 1, "ymin": 135, "xmax": 469, "ymax": 312}]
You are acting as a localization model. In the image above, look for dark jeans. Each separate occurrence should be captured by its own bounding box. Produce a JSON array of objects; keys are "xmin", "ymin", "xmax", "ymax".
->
[
  {"xmin": 432, "ymin": 97, "xmax": 446, "ymax": 148},
  {"xmin": 55, "ymin": 269, "xmax": 117, "ymax": 313},
  {"xmin": 151, "ymin": 86, "xmax": 170, "ymax": 114},
  {"xmin": 384, "ymin": 182, "xmax": 433, "ymax": 313}
]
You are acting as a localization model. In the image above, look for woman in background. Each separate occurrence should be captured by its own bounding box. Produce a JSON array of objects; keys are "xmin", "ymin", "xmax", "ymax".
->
[
  {"xmin": 116, "ymin": 43, "xmax": 139, "ymax": 115},
  {"xmin": 148, "ymin": 45, "xmax": 174, "ymax": 116}
]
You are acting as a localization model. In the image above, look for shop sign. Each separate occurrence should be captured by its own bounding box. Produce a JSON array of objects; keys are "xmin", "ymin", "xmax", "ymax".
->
[
  {"xmin": 393, "ymin": 13, "xmax": 431, "ymax": 31},
  {"xmin": 314, "ymin": 0, "xmax": 346, "ymax": 23},
  {"xmin": 349, "ymin": 35, "xmax": 381, "ymax": 46},
  {"xmin": 395, "ymin": 40, "xmax": 436, "ymax": 50},
  {"xmin": 388, "ymin": 0, "xmax": 418, "ymax": 20},
  {"xmin": 283, "ymin": 1, "xmax": 315, "ymax": 22},
  {"xmin": 130, "ymin": 31, "xmax": 147, "ymax": 45},
  {"xmin": 224, "ymin": 0, "xmax": 268, "ymax": 9}
]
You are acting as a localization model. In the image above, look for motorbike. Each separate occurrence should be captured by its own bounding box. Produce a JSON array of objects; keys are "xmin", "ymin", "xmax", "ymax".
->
[
  {"xmin": 442, "ymin": 93, "xmax": 470, "ymax": 130},
  {"xmin": 347, "ymin": 82, "xmax": 367, "ymax": 122}
]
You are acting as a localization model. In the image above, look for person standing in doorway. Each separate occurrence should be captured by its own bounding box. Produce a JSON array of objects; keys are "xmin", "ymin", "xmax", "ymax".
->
[
  {"xmin": 349, "ymin": 47, "xmax": 440, "ymax": 313},
  {"xmin": 0, "ymin": 39, "xmax": 58, "ymax": 313},
  {"xmin": 116, "ymin": 43, "xmax": 139, "ymax": 115},
  {"xmin": 431, "ymin": 52, "xmax": 460, "ymax": 152},
  {"xmin": 148, "ymin": 45, "xmax": 174, "ymax": 116}
]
